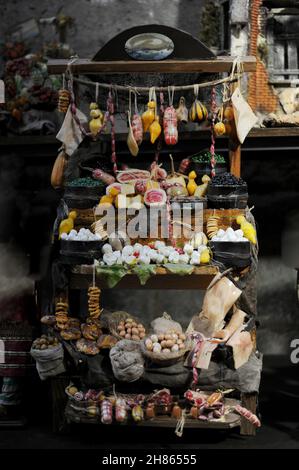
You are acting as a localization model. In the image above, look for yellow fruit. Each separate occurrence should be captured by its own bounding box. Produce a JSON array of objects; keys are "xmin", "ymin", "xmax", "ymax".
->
[
  {"xmin": 142, "ymin": 101, "xmax": 156, "ymax": 132},
  {"xmin": 90, "ymin": 102, "xmax": 98, "ymax": 110},
  {"xmin": 236, "ymin": 215, "xmax": 246, "ymax": 225},
  {"xmin": 149, "ymin": 117, "xmax": 161, "ymax": 144},
  {"xmin": 194, "ymin": 183, "xmax": 208, "ymax": 197},
  {"xmin": 59, "ymin": 211, "xmax": 77, "ymax": 238},
  {"xmin": 224, "ymin": 106, "xmax": 234, "ymax": 121},
  {"xmin": 200, "ymin": 248, "xmax": 210, "ymax": 264},
  {"xmin": 98, "ymin": 202, "xmax": 113, "ymax": 209},
  {"xmin": 214, "ymin": 122, "xmax": 226, "ymax": 136},
  {"xmin": 236, "ymin": 215, "xmax": 257, "ymax": 244},
  {"xmin": 189, "ymin": 100, "xmax": 208, "ymax": 123},
  {"xmin": 188, "ymin": 171, "xmax": 197, "ymax": 180},
  {"xmin": 100, "ymin": 195, "xmax": 114, "ymax": 205},
  {"xmin": 202, "ymin": 174, "xmax": 211, "ymax": 184}
]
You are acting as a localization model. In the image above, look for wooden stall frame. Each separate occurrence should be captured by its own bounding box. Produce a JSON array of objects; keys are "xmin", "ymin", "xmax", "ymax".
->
[{"xmin": 47, "ymin": 37, "xmax": 258, "ymax": 435}]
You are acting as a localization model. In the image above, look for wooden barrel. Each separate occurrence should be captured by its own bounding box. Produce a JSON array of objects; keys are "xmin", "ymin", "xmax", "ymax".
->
[{"xmin": 0, "ymin": 336, "xmax": 34, "ymax": 377}]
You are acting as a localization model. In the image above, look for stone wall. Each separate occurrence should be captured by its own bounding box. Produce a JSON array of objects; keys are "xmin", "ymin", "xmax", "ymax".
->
[{"xmin": 0, "ymin": 0, "xmax": 206, "ymax": 58}]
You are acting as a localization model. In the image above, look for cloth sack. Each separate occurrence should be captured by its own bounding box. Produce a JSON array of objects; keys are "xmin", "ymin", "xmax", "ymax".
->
[
  {"xmin": 30, "ymin": 343, "xmax": 65, "ymax": 380},
  {"xmin": 109, "ymin": 339, "xmax": 144, "ymax": 382},
  {"xmin": 231, "ymin": 87, "xmax": 258, "ymax": 144}
]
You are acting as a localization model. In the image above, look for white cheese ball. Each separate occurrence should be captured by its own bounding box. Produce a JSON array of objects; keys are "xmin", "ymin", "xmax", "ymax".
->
[
  {"xmin": 122, "ymin": 245, "xmax": 133, "ymax": 257},
  {"xmin": 183, "ymin": 243, "xmax": 194, "ymax": 255},
  {"xmin": 154, "ymin": 240, "xmax": 165, "ymax": 250},
  {"xmin": 102, "ymin": 243, "xmax": 113, "ymax": 254}
]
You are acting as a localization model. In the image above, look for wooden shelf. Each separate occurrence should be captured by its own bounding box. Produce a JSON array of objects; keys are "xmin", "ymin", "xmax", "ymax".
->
[
  {"xmin": 47, "ymin": 56, "xmax": 256, "ymax": 75},
  {"xmin": 65, "ymin": 398, "xmax": 241, "ymax": 429},
  {"xmin": 1, "ymin": 127, "xmax": 299, "ymax": 149},
  {"xmin": 70, "ymin": 265, "xmax": 219, "ymax": 290}
]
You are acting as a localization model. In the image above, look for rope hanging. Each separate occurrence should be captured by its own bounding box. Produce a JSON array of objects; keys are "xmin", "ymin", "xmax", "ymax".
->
[{"xmin": 69, "ymin": 74, "xmax": 239, "ymax": 93}]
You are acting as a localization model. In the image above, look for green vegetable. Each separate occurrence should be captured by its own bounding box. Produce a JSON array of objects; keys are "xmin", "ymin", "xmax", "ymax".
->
[
  {"xmin": 66, "ymin": 177, "xmax": 105, "ymax": 188},
  {"xmin": 132, "ymin": 265, "xmax": 157, "ymax": 285},
  {"xmin": 191, "ymin": 151, "xmax": 225, "ymax": 164},
  {"xmin": 96, "ymin": 265, "xmax": 127, "ymax": 288},
  {"xmin": 163, "ymin": 264, "xmax": 194, "ymax": 275}
]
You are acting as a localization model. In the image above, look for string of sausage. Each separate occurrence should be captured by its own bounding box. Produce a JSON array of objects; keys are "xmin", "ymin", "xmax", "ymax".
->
[
  {"xmin": 190, "ymin": 333, "xmax": 205, "ymax": 384},
  {"xmin": 209, "ymin": 86, "xmax": 217, "ymax": 178},
  {"xmin": 234, "ymin": 404, "xmax": 261, "ymax": 427},
  {"xmin": 67, "ymin": 75, "xmax": 118, "ymax": 174}
]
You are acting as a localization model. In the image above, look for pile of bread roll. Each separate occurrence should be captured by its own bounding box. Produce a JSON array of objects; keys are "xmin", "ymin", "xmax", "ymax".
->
[{"xmin": 145, "ymin": 331, "xmax": 186, "ymax": 354}]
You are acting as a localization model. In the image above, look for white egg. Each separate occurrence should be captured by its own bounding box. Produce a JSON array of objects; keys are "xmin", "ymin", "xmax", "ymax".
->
[
  {"xmin": 235, "ymin": 229, "xmax": 244, "ymax": 238},
  {"xmin": 153, "ymin": 343, "xmax": 162, "ymax": 353},
  {"xmin": 171, "ymin": 344, "xmax": 179, "ymax": 353},
  {"xmin": 150, "ymin": 334, "xmax": 158, "ymax": 343},
  {"xmin": 60, "ymin": 232, "xmax": 68, "ymax": 240},
  {"xmin": 149, "ymin": 249, "xmax": 158, "ymax": 262},
  {"xmin": 226, "ymin": 227, "xmax": 235, "ymax": 236},
  {"xmin": 227, "ymin": 231, "xmax": 237, "ymax": 242},
  {"xmin": 217, "ymin": 229, "xmax": 225, "ymax": 238},
  {"xmin": 69, "ymin": 229, "xmax": 77, "ymax": 236},
  {"xmin": 240, "ymin": 237, "xmax": 249, "ymax": 242}
]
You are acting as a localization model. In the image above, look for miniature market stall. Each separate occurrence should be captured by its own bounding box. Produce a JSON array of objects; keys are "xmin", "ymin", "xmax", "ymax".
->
[{"xmin": 32, "ymin": 26, "xmax": 262, "ymax": 437}]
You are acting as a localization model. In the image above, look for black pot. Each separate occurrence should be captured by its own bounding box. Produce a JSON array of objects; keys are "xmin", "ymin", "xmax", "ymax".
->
[
  {"xmin": 190, "ymin": 162, "xmax": 228, "ymax": 184},
  {"xmin": 210, "ymin": 240, "xmax": 251, "ymax": 268},
  {"xmin": 60, "ymin": 239, "xmax": 105, "ymax": 264},
  {"xmin": 63, "ymin": 186, "xmax": 105, "ymax": 209},
  {"xmin": 207, "ymin": 183, "xmax": 248, "ymax": 209}
]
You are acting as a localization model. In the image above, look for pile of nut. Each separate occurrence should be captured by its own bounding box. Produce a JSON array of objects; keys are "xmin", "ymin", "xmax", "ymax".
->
[
  {"xmin": 32, "ymin": 335, "xmax": 60, "ymax": 350},
  {"xmin": 117, "ymin": 317, "xmax": 146, "ymax": 341},
  {"xmin": 145, "ymin": 332, "xmax": 186, "ymax": 354}
]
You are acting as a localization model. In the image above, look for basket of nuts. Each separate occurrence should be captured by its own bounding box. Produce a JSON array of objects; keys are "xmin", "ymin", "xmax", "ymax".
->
[
  {"xmin": 141, "ymin": 331, "xmax": 188, "ymax": 366},
  {"xmin": 108, "ymin": 311, "xmax": 147, "ymax": 342}
]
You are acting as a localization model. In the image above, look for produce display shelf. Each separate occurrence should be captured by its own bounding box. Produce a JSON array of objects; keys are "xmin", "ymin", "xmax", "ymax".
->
[
  {"xmin": 65, "ymin": 398, "xmax": 241, "ymax": 430},
  {"xmin": 70, "ymin": 265, "xmax": 219, "ymax": 290}
]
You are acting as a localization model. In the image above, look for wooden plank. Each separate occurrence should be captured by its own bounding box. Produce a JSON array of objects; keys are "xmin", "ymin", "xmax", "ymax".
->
[
  {"xmin": 70, "ymin": 265, "xmax": 219, "ymax": 290},
  {"xmin": 240, "ymin": 392, "xmax": 258, "ymax": 436},
  {"xmin": 287, "ymin": 41, "xmax": 298, "ymax": 80},
  {"xmin": 47, "ymin": 56, "xmax": 256, "ymax": 74},
  {"xmin": 229, "ymin": 145, "xmax": 241, "ymax": 178},
  {"xmin": 274, "ymin": 41, "xmax": 286, "ymax": 81},
  {"xmin": 272, "ymin": 69, "xmax": 299, "ymax": 74},
  {"xmin": 65, "ymin": 398, "xmax": 241, "ymax": 429}
]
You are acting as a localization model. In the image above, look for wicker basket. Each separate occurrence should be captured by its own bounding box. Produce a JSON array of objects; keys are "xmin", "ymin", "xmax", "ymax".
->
[{"xmin": 141, "ymin": 337, "xmax": 188, "ymax": 366}]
